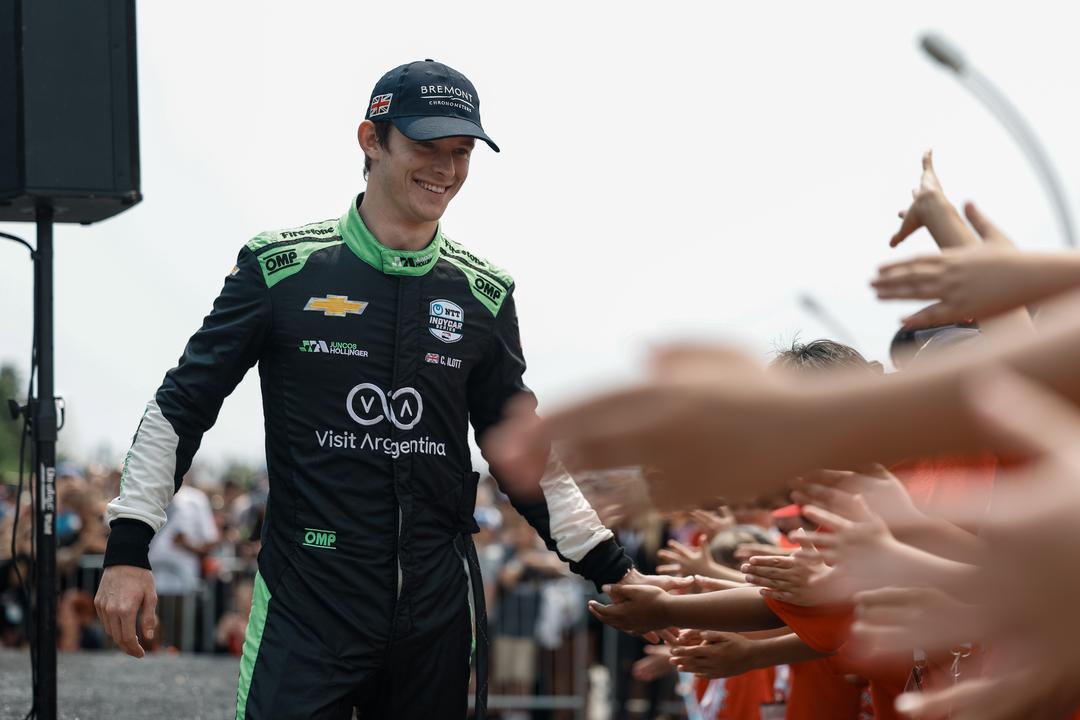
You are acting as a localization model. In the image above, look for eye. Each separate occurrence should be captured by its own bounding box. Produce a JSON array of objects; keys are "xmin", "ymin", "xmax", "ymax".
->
[{"xmin": 454, "ymin": 147, "xmax": 472, "ymax": 157}]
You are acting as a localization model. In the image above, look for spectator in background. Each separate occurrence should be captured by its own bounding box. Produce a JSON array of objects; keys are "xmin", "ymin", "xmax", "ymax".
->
[
  {"xmin": 615, "ymin": 510, "xmax": 675, "ymax": 720},
  {"xmin": 55, "ymin": 466, "xmax": 109, "ymax": 582},
  {"xmin": 57, "ymin": 588, "xmax": 104, "ymax": 651},
  {"xmin": 215, "ymin": 578, "xmax": 253, "ymax": 656},
  {"xmin": 149, "ymin": 480, "xmax": 219, "ymax": 650},
  {"xmin": 1, "ymin": 486, "xmax": 33, "ymax": 649},
  {"xmin": 473, "ymin": 477, "xmax": 507, "ymax": 622},
  {"xmin": 494, "ymin": 513, "xmax": 571, "ymax": 720}
]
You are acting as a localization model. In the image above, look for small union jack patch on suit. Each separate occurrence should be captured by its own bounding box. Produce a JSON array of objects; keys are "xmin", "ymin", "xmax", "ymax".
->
[{"xmin": 369, "ymin": 93, "xmax": 393, "ymax": 117}]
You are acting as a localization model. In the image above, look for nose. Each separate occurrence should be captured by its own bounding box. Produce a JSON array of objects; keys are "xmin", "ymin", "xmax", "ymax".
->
[{"xmin": 431, "ymin": 148, "xmax": 455, "ymax": 180}]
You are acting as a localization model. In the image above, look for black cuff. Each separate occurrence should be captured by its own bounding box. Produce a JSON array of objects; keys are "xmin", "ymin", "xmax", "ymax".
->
[
  {"xmin": 572, "ymin": 537, "xmax": 634, "ymax": 593},
  {"xmin": 103, "ymin": 518, "xmax": 155, "ymax": 570}
]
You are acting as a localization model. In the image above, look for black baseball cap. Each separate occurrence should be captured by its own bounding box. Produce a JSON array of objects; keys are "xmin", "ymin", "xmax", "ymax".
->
[{"xmin": 365, "ymin": 59, "xmax": 499, "ymax": 152}]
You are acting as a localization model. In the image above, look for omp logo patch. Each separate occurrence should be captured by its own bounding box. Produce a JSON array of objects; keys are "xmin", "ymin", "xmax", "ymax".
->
[
  {"xmin": 304, "ymin": 295, "xmax": 368, "ymax": 318},
  {"xmin": 302, "ymin": 528, "xmax": 337, "ymax": 550},
  {"xmin": 472, "ymin": 276, "xmax": 503, "ymax": 303},
  {"xmin": 264, "ymin": 249, "xmax": 298, "ymax": 275}
]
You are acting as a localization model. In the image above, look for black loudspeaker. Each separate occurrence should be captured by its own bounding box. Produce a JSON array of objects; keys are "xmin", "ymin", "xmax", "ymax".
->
[{"xmin": 0, "ymin": 0, "xmax": 141, "ymax": 224}]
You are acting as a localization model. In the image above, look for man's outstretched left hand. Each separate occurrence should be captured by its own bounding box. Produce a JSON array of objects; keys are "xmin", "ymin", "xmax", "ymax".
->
[
  {"xmin": 617, "ymin": 567, "xmax": 694, "ymax": 593},
  {"xmin": 598, "ymin": 568, "xmax": 692, "ymax": 643}
]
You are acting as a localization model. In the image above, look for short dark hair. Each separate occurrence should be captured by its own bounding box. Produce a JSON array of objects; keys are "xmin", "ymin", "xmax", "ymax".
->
[
  {"xmin": 771, "ymin": 339, "xmax": 878, "ymax": 375},
  {"xmin": 708, "ymin": 528, "xmax": 766, "ymax": 569},
  {"xmin": 363, "ymin": 121, "xmax": 393, "ymax": 181},
  {"xmin": 889, "ymin": 322, "xmax": 978, "ymax": 370}
]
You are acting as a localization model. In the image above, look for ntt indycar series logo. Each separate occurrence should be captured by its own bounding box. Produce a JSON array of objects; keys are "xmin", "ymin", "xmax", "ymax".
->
[
  {"xmin": 429, "ymin": 299, "xmax": 464, "ymax": 343},
  {"xmin": 316, "ymin": 383, "xmax": 446, "ymax": 458}
]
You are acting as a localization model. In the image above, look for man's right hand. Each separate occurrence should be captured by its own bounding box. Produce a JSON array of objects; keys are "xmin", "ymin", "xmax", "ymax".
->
[{"xmin": 94, "ymin": 565, "xmax": 158, "ymax": 658}]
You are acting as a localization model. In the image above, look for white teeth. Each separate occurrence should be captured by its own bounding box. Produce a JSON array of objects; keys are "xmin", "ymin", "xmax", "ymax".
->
[{"xmin": 416, "ymin": 180, "xmax": 446, "ymax": 194}]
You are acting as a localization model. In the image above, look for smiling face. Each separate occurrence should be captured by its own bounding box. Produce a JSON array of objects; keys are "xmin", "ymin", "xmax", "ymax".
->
[{"xmin": 362, "ymin": 122, "xmax": 474, "ymax": 226}]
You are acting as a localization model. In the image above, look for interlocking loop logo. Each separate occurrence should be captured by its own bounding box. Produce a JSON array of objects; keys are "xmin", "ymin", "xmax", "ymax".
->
[{"xmin": 345, "ymin": 383, "xmax": 423, "ymax": 430}]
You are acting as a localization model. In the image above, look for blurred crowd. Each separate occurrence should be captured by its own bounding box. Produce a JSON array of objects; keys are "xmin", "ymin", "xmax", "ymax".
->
[
  {"xmin": 0, "ymin": 461, "xmax": 268, "ymax": 656},
  {"xmin": 11, "ymin": 150, "xmax": 1080, "ymax": 720},
  {"xmin": 483, "ymin": 150, "xmax": 1080, "ymax": 720},
  {"xmin": 0, "ymin": 451, "xmax": 806, "ymax": 719}
]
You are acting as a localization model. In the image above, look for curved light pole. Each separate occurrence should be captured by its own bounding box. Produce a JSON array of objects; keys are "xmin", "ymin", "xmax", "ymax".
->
[{"xmin": 921, "ymin": 33, "xmax": 1076, "ymax": 248}]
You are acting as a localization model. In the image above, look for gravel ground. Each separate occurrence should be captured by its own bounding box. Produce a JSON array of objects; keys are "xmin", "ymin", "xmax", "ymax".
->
[{"xmin": 0, "ymin": 648, "xmax": 239, "ymax": 719}]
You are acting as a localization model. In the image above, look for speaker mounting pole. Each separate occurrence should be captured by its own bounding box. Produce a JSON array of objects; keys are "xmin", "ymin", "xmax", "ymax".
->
[{"xmin": 33, "ymin": 205, "xmax": 58, "ymax": 720}]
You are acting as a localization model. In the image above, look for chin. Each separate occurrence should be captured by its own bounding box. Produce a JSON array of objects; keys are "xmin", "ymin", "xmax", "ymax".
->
[{"xmin": 416, "ymin": 200, "xmax": 448, "ymax": 220}]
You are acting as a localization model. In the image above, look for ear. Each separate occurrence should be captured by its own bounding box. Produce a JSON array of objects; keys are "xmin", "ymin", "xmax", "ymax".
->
[
  {"xmin": 357, "ymin": 120, "xmax": 381, "ymax": 163},
  {"xmin": 868, "ymin": 361, "xmax": 885, "ymax": 375}
]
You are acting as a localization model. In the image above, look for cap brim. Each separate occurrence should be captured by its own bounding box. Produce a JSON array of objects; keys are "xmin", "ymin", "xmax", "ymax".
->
[{"xmin": 393, "ymin": 115, "xmax": 500, "ymax": 153}]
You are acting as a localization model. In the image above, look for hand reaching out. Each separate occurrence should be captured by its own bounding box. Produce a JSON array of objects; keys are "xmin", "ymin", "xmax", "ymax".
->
[
  {"xmin": 685, "ymin": 574, "xmax": 746, "ymax": 594},
  {"xmin": 873, "ymin": 247, "xmax": 1041, "ymax": 328},
  {"xmin": 962, "ymin": 201, "xmax": 1018, "ymax": 250},
  {"xmin": 875, "ymin": 154, "xmax": 1041, "ymax": 329},
  {"xmin": 733, "ymin": 542, "xmax": 790, "ymax": 562},
  {"xmin": 689, "ymin": 507, "xmax": 736, "ymax": 536},
  {"xmin": 669, "ymin": 630, "xmax": 757, "ymax": 678},
  {"xmin": 850, "ymin": 585, "xmax": 985, "ymax": 656},
  {"xmin": 617, "ymin": 567, "xmax": 695, "ymax": 593},
  {"xmin": 657, "ymin": 535, "xmax": 723, "ymax": 578},
  {"xmin": 894, "ymin": 668, "xmax": 1079, "ymax": 720},
  {"xmin": 793, "ymin": 466, "xmax": 924, "ymax": 535},
  {"xmin": 484, "ymin": 344, "xmax": 810, "ymax": 510},
  {"xmin": 890, "ymin": 150, "xmax": 955, "ymax": 248},
  {"xmin": 798, "ymin": 499, "xmax": 916, "ymax": 598},
  {"xmin": 632, "ymin": 644, "xmax": 675, "ymax": 682},
  {"xmin": 742, "ymin": 540, "xmax": 833, "ymax": 606},
  {"xmin": 587, "ymin": 583, "xmax": 675, "ymax": 636}
]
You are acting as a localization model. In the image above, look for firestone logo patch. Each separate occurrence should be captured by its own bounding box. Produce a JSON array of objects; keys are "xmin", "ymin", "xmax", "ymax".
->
[{"xmin": 429, "ymin": 299, "xmax": 464, "ymax": 343}]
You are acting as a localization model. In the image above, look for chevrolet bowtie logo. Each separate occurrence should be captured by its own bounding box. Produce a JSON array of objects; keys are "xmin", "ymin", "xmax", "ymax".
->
[{"xmin": 303, "ymin": 295, "xmax": 369, "ymax": 318}]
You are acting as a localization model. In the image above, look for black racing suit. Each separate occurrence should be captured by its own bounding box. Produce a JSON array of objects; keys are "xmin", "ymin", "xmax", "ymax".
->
[{"xmin": 102, "ymin": 194, "xmax": 633, "ymax": 719}]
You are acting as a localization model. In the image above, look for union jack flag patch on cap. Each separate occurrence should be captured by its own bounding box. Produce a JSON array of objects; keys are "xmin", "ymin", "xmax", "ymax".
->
[{"xmin": 369, "ymin": 93, "xmax": 393, "ymax": 117}]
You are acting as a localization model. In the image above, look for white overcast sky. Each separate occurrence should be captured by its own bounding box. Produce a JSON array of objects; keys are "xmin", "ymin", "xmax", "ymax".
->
[{"xmin": 1, "ymin": 1, "xmax": 1077, "ymax": 472}]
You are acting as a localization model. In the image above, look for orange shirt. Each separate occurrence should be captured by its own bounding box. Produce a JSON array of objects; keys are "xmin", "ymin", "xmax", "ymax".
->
[
  {"xmin": 766, "ymin": 598, "xmax": 910, "ymax": 720},
  {"xmin": 831, "ymin": 649, "xmax": 908, "ymax": 720},
  {"xmin": 786, "ymin": 658, "xmax": 862, "ymax": 720},
  {"xmin": 891, "ymin": 454, "xmax": 997, "ymax": 521},
  {"xmin": 763, "ymin": 455, "xmax": 997, "ymax": 718},
  {"xmin": 719, "ymin": 667, "xmax": 777, "ymax": 720},
  {"xmin": 762, "ymin": 597, "xmax": 853, "ymax": 653},
  {"xmin": 693, "ymin": 668, "xmax": 777, "ymax": 720}
]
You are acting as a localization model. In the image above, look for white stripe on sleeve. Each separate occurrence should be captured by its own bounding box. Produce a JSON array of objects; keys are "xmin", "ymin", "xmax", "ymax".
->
[
  {"xmin": 538, "ymin": 458, "xmax": 613, "ymax": 562},
  {"xmin": 105, "ymin": 399, "xmax": 180, "ymax": 533}
]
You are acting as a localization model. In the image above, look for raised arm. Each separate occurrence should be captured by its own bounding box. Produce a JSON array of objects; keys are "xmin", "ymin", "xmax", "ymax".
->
[
  {"xmin": 587, "ymin": 584, "xmax": 784, "ymax": 636},
  {"xmin": 470, "ymin": 288, "xmax": 633, "ymax": 589},
  {"xmin": 877, "ymin": 151, "xmax": 1033, "ymax": 336}
]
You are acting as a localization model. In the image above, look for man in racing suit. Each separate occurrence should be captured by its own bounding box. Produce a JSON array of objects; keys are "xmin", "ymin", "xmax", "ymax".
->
[{"xmin": 95, "ymin": 60, "xmax": 672, "ymax": 719}]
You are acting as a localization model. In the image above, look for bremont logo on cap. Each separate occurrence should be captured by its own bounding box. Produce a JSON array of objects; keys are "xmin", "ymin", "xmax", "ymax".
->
[{"xmin": 418, "ymin": 85, "xmax": 475, "ymax": 108}]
